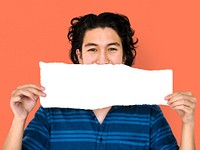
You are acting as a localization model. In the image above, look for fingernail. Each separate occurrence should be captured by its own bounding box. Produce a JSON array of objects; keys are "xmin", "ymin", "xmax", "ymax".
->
[
  {"xmin": 41, "ymin": 86, "xmax": 45, "ymax": 90},
  {"xmin": 42, "ymin": 93, "xmax": 46, "ymax": 97}
]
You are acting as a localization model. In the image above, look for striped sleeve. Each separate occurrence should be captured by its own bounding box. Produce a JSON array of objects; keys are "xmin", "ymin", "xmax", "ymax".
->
[
  {"xmin": 22, "ymin": 106, "xmax": 50, "ymax": 150},
  {"xmin": 150, "ymin": 105, "xmax": 179, "ymax": 150}
]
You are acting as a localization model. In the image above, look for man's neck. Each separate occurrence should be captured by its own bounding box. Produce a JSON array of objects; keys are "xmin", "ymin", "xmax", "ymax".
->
[{"xmin": 92, "ymin": 106, "xmax": 112, "ymax": 124}]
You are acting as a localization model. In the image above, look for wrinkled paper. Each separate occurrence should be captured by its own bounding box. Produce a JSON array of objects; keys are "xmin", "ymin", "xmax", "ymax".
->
[{"xmin": 39, "ymin": 62, "xmax": 173, "ymax": 109}]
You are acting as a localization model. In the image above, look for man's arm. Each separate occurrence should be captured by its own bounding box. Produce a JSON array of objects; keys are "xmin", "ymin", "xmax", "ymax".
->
[
  {"xmin": 3, "ymin": 84, "xmax": 46, "ymax": 150},
  {"xmin": 165, "ymin": 92, "xmax": 196, "ymax": 150},
  {"xmin": 180, "ymin": 121, "xmax": 195, "ymax": 150},
  {"xmin": 3, "ymin": 118, "xmax": 26, "ymax": 150}
]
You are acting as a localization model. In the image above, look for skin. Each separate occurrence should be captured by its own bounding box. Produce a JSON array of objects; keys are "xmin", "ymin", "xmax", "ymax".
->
[
  {"xmin": 3, "ymin": 84, "xmax": 46, "ymax": 150},
  {"xmin": 3, "ymin": 27, "xmax": 196, "ymax": 150}
]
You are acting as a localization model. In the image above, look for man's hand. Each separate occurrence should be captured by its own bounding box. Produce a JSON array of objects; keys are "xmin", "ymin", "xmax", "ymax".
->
[
  {"xmin": 10, "ymin": 84, "xmax": 46, "ymax": 121},
  {"xmin": 165, "ymin": 92, "xmax": 197, "ymax": 123}
]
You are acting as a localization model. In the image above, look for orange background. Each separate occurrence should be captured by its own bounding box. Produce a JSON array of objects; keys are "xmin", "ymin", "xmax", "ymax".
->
[{"xmin": 0, "ymin": 0, "xmax": 199, "ymax": 148}]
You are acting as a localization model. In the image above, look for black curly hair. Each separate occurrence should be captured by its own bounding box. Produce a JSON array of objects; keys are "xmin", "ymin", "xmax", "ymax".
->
[{"xmin": 67, "ymin": 12, "xmax": 138, "ymax": 66}]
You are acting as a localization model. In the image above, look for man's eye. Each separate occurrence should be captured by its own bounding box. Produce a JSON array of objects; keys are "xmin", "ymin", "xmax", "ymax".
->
[
  {"xmin": 108, "ymin": 48, "xmax": 117, "ymax": 51},
  {"xmin": 87, "ymin": 48, "xmax": 97, "ymax": 52}
]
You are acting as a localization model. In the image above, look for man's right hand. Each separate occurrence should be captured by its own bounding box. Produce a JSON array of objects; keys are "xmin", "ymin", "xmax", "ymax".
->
[{"xmin": 10, "ymin": 84, "xmax": 46, "ymax": 121}]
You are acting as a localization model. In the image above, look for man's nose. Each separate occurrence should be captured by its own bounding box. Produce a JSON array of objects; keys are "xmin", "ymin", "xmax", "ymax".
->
[{"xmin": 96, "ymin": 51, "xmax": 109, "ymax": 64}]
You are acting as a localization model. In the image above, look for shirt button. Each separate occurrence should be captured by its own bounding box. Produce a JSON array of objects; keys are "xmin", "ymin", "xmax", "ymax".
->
[{"xmin": 99, "ymin": 137, "xmax": 103, "ymax": 143}]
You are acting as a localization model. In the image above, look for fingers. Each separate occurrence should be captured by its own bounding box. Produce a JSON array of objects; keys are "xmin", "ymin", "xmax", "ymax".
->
[
  {"xmin": 165, "ymin": 92, "xmax": 197, "ymax": 112},
  {"xmin": 172, "ymin": 105, "xmax": 193, "ymax": 114},
  {"xmin": 169, "ymin": 99, "xmax": 195, "ymax": 112},
  {"xmin": 167, "ymin": 93, "xmax": 196, "ymax": 105},
  {"xmin": 16, "ymin": 84, "xmax": 45, "ymax": 91},
  {"xmin": 10, "ymin": 84, "xmax": 46, "ymax": 120},
  {"xmin": 12, "ymin": 84, "xmax": 46, "ymax": 101},
  {"xmin": 164, "ymin": 92, "xmax": 192, "ymax": 100}
]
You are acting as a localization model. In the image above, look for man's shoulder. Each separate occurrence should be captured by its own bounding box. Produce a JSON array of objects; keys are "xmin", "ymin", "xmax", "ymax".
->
[
  {"xmin": 113, "ymin": 105, "xmax": 161, "ymax": 115},
  {"xmin": 37, "ymin": 105, "xmax": 89, "ymax": 115}
]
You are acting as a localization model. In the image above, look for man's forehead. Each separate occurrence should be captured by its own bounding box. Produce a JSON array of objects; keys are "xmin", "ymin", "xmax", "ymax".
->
[{"xmin": 82, "ymin": 28, "xmax": 122, "ymax": 47}]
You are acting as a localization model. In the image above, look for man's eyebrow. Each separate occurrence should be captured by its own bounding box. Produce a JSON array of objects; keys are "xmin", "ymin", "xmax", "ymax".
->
[
  {"xmin": 84, "ymin": 42, "xmax": 121, "ymax": 47},
  {"xmin": 84, "ymin": 43, "xmax": 98, "ymax": 47},
  {"xmin": 107, "ymin": 42, "xmax": 121, "ymax": 46}
]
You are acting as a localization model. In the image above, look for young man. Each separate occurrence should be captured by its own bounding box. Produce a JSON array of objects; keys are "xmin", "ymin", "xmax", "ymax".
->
[{"xmin": 3, "ymin": 12, "xmax": 196, "ymax": 149}]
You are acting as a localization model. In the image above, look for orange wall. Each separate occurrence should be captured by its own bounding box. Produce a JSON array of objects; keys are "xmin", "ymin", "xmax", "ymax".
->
[{"xmin": 0, "ymin": 0, "xmax": 199, "ymax": 148}]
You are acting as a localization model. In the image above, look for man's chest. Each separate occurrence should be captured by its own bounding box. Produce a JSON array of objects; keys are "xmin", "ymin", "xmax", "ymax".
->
[{"xmin": 49, "ymin": 112, "xmax": 151, "ymax": 150}]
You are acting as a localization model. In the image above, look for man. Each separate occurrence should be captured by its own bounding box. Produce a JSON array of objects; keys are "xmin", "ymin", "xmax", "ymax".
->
[{"xmin": 3, "ymin": 12, "xmax": 196, "ymax": 149}]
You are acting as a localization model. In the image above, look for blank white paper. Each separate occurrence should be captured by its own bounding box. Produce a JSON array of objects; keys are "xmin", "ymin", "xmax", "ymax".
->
[{"xmin": 39, "ymin": 62, "xmax": 173, "ymax": 110}]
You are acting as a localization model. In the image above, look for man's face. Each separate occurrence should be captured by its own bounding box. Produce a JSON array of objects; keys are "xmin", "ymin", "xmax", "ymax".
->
[{"xmin": 76, "ymin": 27, "xmax": 124, "ymax": 64}]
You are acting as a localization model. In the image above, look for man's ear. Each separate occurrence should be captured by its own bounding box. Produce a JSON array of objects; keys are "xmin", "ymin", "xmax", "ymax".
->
[{"xmin": 76, "ymin": 49, "xmax": 83, "ymax": 64}]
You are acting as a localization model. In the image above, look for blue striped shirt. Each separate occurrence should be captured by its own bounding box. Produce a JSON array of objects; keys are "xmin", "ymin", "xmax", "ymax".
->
[{"xmin": 22, "ymin": 105, "xmax": 179, "ymax": 149}]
